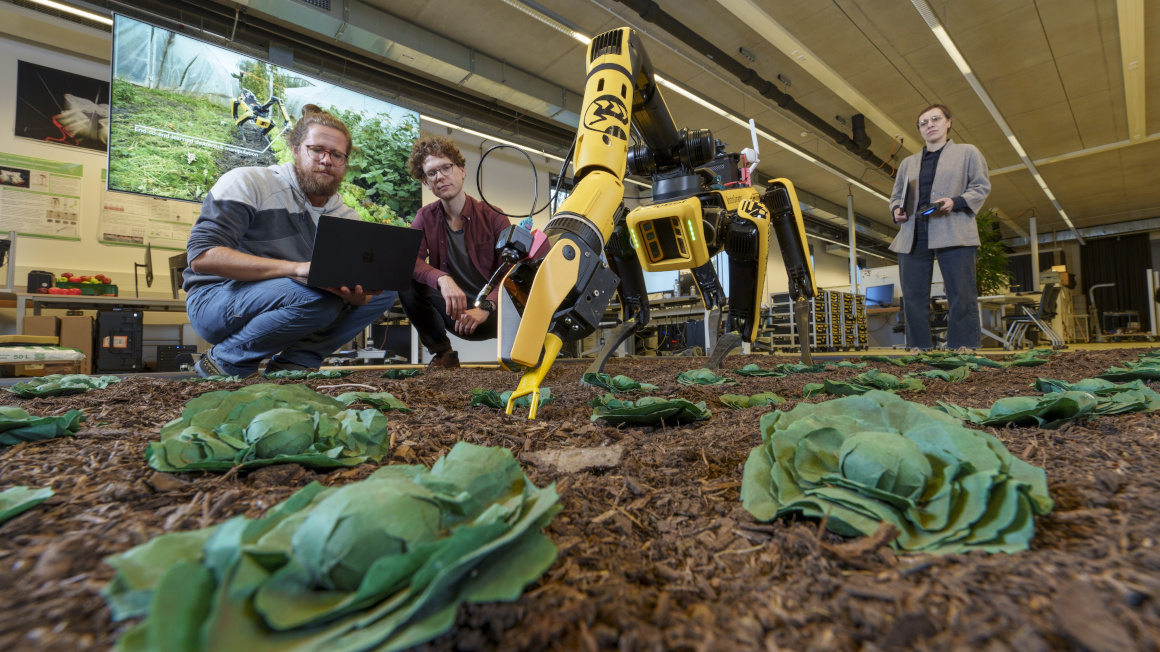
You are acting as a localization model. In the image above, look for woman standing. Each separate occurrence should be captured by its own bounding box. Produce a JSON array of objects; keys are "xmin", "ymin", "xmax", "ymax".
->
[{"xmin": 889, "ymin": 104, "xmax": 991, "ymax": 353}]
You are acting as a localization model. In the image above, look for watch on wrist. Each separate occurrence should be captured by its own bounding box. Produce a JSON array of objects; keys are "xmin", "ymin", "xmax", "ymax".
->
[{"xmin": 479, "ymin": 299, "xmax": 496, "ymax": 313}]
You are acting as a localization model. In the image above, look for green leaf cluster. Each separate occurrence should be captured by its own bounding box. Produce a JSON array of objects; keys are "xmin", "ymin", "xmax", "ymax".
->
[
  {"xmin": 470, "ymin": 388, "xmax": 554, "ymax": 410},
  {"xmin": 581, "ymin": 372, "xmax": 658, "ymax": 392},
  {"xmin": 731, "ymin": 364, "xmax": 785, "ymax": 377},
  {"xmin": 0, "ymin": 406, "xmax": 85, "ymax": 447},
  {"xmin": 803, "ymin": 369, "xmax": 925, "ymax": 398},
  {"xmin": 263, "ymin": 369, "xmax": 353, "ymax": 380},
  {"xmin": 184, "ymin": 375, "xmax": 243, "ymax": 383},
  {"xmin": 939, "ymin": 379, "xmax": 1160, "ymax": 428},
  {"xmin": 862, "ymin": 351, "xmax": 1048, "ymax": 369},
  {"xmin": 1099, "ymin": 353, "xmax": 1160, "ymax": 382},
  {"xmin": 329, "ymin": 108, "xmax": 422, "ymax": 224},
  {"xmin": 102, "ymin": 442, "xmax": 561, "ymax": 652},
  {"xmin": 741, "ymin": 391, "xmax": 1053, "ymax": 554},
  {"xmin": 380, "ymin": 369, "xmax": 423, "ymax": 379},
  {"xmin": 590, "ymin": 394, "xmax": 710, "ymax": 426},
  {"xmin": 7, "ymin": 374, "xmax": 121, "ymax": 398},
  {"xmin": 676, "ymin": 369, "xmax": 737, "ymax": 386},
  {"xmin": 719, "ymin": 392, "xmax": 785, "ymax": 409},
  {"xmin": 145, "ymin": 384, "xmax": 389, "ymax": 472},
  {"xmin": 0, "ymin": 486, "xmax": 54, "ymax": 524},
  {"xmin": 336, "ymin": 392, "xmax": 411, "ymax": 412},
  {"xmin": 906, "ymin": 367, "xmax": 971, "ymax": 383}
]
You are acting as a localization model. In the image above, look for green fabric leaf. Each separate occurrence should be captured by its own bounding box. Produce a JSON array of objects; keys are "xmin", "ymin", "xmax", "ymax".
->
[
  {"xmin": 860, "ymin": 355, "xmax": 908, "ymax": 367},
  {"xmin": 0, "ymin": 406, "xmax": 85, "ymax": 448},
  {"xmin": 1099, "ymin": 359, "xmax": 1160, "ymax": 382},
  {"xmin": 183, "ymin": 375, "xmax": 243, "ymax": 383},
  {"xmin": 941, "ymin": 379, "xmax": 1160, "ymax": 428},
  {"xmin": 676, "ymin": 368, "xmax": 737, "ymax": 386},
  {"xmin": 719, "ymin": 392, "xmax": 784, "ymax": 409},
  {"xmin": 380, "ymin": 369, "xmax": 423, "ymax": 379},
  {"xmin": 731, "ymin": 364, "xmax": 786, "ymax": 377},
  {"xmin": 740, "ymin": 391, "xmax": 1053, "ymax": 554},
  {"xmin": 590, "ymin": 394, "xmax": 711, "ymax": 426},
  {"xmin": 263, "ymin": 369, "xmax": 354, "ymax": 380},
  {"xmin": 802, "ymin": 369, "xmax": 925, "ymax": 397},
  {"xmin": 336, "ymin": 392, "xmax": 412, "ymax": 412},
  {"xmin": 581, "ymin": 372, "xmax": 658, "ymax": 392},
  {"xmin": 7, "ymin": 374, "xmax": 121, "ymax": 397},
  {"xmin": 103, "ymin": 443, "xmax": 560, "ymax": 652},
  {"xmin": 906, "ymin": 366, "xmax": 971, "ymax": 383},
  {"xmin": 145, "ymin": 384, "xmax": 388, "ymax": 473},
  {"xmin": 469, "ymin": 388, "xmax": 554, "ymax": 410},
  {"xmin": 0, "ymin": 486, "xmax": 54, "ymax": 524}
]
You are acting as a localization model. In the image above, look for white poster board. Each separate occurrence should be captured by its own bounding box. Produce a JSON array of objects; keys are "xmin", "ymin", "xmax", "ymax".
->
[{"xmin": 0, "ymin": 152, "xmax": 83, "ymax": 240}]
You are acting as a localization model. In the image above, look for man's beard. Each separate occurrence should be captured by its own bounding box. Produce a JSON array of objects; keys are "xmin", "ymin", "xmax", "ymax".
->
[{"xmin": 294, "ymin": 161, "xmax": 344, "ymax": 198}]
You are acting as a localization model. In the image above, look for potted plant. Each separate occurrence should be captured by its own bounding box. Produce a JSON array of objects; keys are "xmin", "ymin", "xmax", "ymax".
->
[{"xmin": 975, "ymin": 208, "xmax": 1012, "ymax": 296}]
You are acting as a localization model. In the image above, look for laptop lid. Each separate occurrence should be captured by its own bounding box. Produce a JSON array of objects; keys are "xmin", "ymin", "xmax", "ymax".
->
[{"xmin": 306, "ymin": 214, "xmax": 421, "ymax": 292}]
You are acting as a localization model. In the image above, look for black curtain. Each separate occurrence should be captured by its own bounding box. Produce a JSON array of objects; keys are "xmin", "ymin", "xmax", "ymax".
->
[
  {"xmin": 1080, "ymin": 233, "xmax": 1150, "ymax": 319},
  {"xmin": 1006, "ymin": 251, "xmax": 1060, "ymax": 293}
]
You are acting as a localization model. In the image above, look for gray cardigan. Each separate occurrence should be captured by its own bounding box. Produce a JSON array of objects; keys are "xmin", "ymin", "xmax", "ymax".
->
[{"xmin": 888, "ymin": 140, "xmax": 990, "ymax": 253}]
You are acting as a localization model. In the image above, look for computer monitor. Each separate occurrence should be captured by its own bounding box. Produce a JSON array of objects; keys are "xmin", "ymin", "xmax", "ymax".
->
[{"xmin": 865, "ymin": 284, "xmax": 894, "ymax": 307}]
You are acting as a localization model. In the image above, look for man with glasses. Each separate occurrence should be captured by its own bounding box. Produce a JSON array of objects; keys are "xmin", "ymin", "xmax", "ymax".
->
[
  {"xmin": 183, "ymin": 105, "xmax": 398, "ymax": 378},
  {"xmin": 889, "ymin": 103, "xmax": 991, "ymax": 354},
  {"xmin": 402, "ymin": 136, "xmax": 513, "ymax": 369}
]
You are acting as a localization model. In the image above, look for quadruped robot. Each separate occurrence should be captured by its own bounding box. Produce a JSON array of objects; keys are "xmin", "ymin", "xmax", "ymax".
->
[
  {"xmin": 231, "ymin": 88, "xmax": 291, "ymax": 138},
  {"xmin": 492, "ymin": 28, "xmax": 817, "ymax": 417}
]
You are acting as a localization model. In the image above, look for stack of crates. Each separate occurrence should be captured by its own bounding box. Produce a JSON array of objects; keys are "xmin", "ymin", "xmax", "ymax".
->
[
  {"xmin": 767, "ymin": 290, "xmax": 867, "ymax": 353},
  {"xmin": 839, "ymin": 293, "xmax": 868, "ymax": 350}
]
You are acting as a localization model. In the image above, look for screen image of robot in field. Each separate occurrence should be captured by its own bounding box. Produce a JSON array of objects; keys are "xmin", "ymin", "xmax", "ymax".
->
[{"xmin": 107, "ymin": 15, "xmax": 422, "ymax": 225}]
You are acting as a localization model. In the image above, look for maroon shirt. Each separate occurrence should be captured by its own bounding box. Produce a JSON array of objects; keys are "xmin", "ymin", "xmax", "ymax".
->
[{"xmin": 411, "ymin": 194, "xmax": 512, "ymax": 303}]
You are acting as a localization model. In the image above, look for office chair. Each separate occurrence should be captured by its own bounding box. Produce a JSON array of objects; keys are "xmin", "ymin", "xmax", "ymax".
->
[{"xmin": 1002, "ymin": 283, "xmax": 1066, "ymax": 350}]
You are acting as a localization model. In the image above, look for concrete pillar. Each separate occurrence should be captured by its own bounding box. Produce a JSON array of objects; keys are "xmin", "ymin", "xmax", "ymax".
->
[{"xmin": 1029, "ymin": 216, "xmax": 1040, "ymax": 291}]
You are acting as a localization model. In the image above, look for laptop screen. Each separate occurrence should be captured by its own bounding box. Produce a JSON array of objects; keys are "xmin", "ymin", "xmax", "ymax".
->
[{"xmin": 865, "ymin": 284, "xmax": 894, "ymax": 307}]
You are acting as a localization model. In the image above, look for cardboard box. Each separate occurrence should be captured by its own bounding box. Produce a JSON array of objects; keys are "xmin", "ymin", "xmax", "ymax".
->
[
  {"xmin": 59, "ymin": 315, "xmax": 94, "ymax": 375},
  {"xmin": 15, "ymin": 361, "xmax": 82, "ymax": 377},
  {"xmin": 23, "ymin": 315, "xmax": 60, "ymax": 337},
  {"xmin": 1050, "ymin": 265, "xmax": 1067, "ymax": 272}
]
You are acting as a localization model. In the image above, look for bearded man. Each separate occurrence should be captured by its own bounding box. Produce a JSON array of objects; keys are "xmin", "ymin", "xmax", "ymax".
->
[{"xmin": 183, "ymin": 105, "xmax": 397, "ymax": 378}]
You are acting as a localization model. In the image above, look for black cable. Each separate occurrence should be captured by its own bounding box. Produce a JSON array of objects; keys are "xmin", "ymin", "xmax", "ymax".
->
[{"xmin": 476, "ymin": 138, "xmax": 576, "ymax": 219}]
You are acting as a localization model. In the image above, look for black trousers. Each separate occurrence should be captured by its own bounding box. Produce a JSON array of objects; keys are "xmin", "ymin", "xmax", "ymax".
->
[{"xmin": 398, "ymin": 279, "xmax": 498, "ymax": 354}]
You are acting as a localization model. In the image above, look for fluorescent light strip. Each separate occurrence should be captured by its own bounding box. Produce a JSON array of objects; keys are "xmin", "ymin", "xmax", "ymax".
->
[
  {"xmin": 421, "ymin": 114, "xmax": 652, "ymax": 189},
  {"xmin": 25, "ymin": 0, "xmax": 112, "ymax": 24},
  {"xmin": 809, "ymin": 233, "xmax": 890, "ymax": 260}
]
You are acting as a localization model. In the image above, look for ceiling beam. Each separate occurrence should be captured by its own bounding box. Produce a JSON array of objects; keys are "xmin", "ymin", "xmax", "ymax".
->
[
  {"xmin": 989, "ymin": 131, "xmax": 1160, "ymax": 176},
  {"xmin": 1116, "ymin": 0, "xmax": 1146, "ymax": 142},
  {"xmin": 713, "ymin": 0, "xmax": 917, "ymax": 156}
]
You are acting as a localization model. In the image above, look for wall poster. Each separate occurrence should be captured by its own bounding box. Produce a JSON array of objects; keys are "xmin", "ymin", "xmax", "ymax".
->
[
  {"xmin": 15, "ymin": 60, "xmax": 110, "ymax": 153},
  {"xmin": 0, "ymin": 152, "xmax": 82, "ymax": 240}
]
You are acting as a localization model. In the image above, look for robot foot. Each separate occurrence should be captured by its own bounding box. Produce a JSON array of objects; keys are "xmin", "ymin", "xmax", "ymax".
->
[{"xmin": 704, "ymin": 332, "xmax": 743, "ymax": 370}]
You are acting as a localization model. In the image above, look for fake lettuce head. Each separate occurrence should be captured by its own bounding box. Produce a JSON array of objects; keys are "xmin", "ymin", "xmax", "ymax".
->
[
  {"xmin": 581, "ymin": 372, "xmax": 658, "ymax": 392},
  {"xmin": 146, "ymin": 383, "xmax": 388, "ymax": 472},
  {"xmin": 677, "ymin": 368, "xmax": 737, "ymax": 386},
  {"xmin": 336, "ymin": 391, "xmax": 411, "ymax": 412},
  {"xmin": 470, "ymin": 387, "xmax": 554, "ymax": 410},
  {"xmin": 741, "ymin": 391, "xmax": 1053, "ymax": 554},
  {"xmin": 732, "ymin": 364, "xmax": 786, "ymax": 377},
  {"xmin": 0, "ymin": 406, "xmax": 85, "ymax": 448},
  {"xmin": 7, "ymin": 374, "xmax": 121, "ymax": 397},
  {"xmin": 906, "ymin": 366, "xmax": 971, "ymax": 383},
  {"xmin": 263, "ymin": 369, "xmax": 353, "ymax": 380},
  {"xmin": 102, "ymin": 442, "xmax": 561, "ymax": 651},
  {"xmin": 939, "ymin": 380, "xmax": 1160, "ymax": 428},
  {"xmin": 380, "ymin": 369, "xmax": 423, "ymax": 379},
  {"xmin": 719, "ymin": 392, "xmax": 785, "ymax": 409},
  {"xmin": 590, "ymin": 394, "xmax": 710, "ymax": 426},
  {"xmin": 803, "ymin": 369, "xmax": 925, "ymax": 398}
]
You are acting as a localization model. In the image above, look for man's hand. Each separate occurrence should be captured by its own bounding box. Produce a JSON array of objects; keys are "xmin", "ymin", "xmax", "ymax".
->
[
  {"xmin": 893, "ymin": 206, "xmax": 908, "ymax": 223},
  {"xmin": 455, "ymin": 307, "xmax": 489, "ymax": 335},
  {"xmin": 934, "ymin": 197, "xmax": 955, "ymax": 213},
  {"xmin": 437, "ymin": 275, "xmax": 466, "ymax": 317},
  {"xmin": 291, "ymin": 261, "xmax": 310, "ymax": 284},
  {"xmin": 322, "ymin": 284, "xmax": 382, "ymax": 306}
]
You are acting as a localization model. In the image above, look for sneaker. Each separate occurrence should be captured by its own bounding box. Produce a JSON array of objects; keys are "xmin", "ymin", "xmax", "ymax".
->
[
  {"xmin": 426, "ymin": 350, "xmax": 460, "ymax": 369},
  {"xmin": 194, "ymin": 347, "xmax": 225, "ymax": 378},
  {"xmin": 907, "ymin": 347, "xmax": 925, "ymax": 355},
  {"xmin": 953, "ymin": 346, "xmax": 975, "ymax": 356},
  {"xmin": 263, "ymin": 358, "xmax": 318, "ymax": 375}
]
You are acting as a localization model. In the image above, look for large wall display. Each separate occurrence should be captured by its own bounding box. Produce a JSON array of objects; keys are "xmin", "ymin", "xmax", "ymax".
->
[
  {"xmin": 0, "ymin": 152, "xmax": 82, "ymax": 241},
  {"xmin": 108, "ymin": 15, "xmax": 422, "ymax": 224},
  {"xmin": 15, "ymin": 60, "xmax": 110, "ymax": 153}
]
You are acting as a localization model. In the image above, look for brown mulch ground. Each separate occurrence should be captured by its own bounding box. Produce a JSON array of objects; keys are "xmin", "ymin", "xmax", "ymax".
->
[{"xmin": 1, "ymin": 349, "xmax": 1158, "ymax": 651}]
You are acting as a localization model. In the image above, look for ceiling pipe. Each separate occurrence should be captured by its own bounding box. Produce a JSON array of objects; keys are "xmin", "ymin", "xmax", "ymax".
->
[{"xmin": 610, "ymin": 0, "xmax": 895, "ymax": 175}]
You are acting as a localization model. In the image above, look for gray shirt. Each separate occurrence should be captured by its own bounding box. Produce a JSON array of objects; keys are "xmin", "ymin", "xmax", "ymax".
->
[
  {"xmin": 888, "ymin": 140, "xmax": 990, "ymax": 253},
  {"xmin": 444, "ymin": 221, "xmax": 487, "ymax": 299}
]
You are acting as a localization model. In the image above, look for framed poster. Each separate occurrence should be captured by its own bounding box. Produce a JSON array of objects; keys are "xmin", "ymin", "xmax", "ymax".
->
[{"xmin": 15, "ymin": 60, "xmax": 110, "ymax": 153}]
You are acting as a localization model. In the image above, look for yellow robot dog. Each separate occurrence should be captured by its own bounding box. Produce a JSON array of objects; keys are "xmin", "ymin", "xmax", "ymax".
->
[{"xmin": 496, "ymin": 28, "xmax": 816, "ymax": 418}]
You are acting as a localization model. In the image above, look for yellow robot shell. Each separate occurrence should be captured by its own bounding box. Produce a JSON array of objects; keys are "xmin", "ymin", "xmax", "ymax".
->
[{"xmin": 626, "ymin": 196, "xmax": 710, "ymax": 272}]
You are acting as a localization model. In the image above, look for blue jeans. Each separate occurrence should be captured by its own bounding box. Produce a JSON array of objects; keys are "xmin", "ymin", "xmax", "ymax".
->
[
  {"xmin": 899, "ymin": 217, "xmax": 980, "ymax": 350},
  {"xmin": 186, "ymin": 278, "xmax": 398, "ymax": 376}
]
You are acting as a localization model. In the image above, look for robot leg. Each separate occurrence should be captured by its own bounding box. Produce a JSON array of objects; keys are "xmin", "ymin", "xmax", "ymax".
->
[{"xmin": 583, "ymin": 219, "xmax": 650, "ymax": 377}]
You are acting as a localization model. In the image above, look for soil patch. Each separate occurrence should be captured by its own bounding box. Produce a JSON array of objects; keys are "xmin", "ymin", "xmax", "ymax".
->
[{"xmin": 1, "ymin": 349, "xmax": 1158, "ymax": 650}]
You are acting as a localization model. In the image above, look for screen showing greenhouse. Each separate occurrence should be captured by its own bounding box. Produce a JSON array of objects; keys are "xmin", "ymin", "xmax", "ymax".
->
[{"xmin": 108, "ymin": 15, "xmax": 421, "ymax": 225}]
